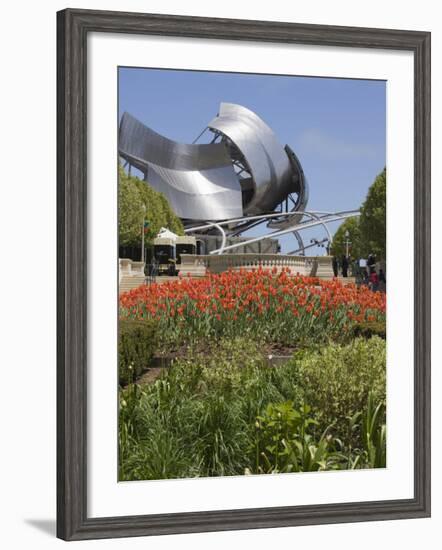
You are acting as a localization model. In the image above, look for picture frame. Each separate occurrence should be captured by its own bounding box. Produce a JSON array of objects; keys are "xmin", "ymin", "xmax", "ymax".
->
[{"xmin": 57, "ymin": 8, "xmax": 431, "ymax": 541}]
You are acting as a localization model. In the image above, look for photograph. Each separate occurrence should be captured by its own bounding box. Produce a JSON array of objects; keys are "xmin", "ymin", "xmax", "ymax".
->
[
  {"xmin": 0, "ymin": 0, "xmax": 435, "ymax": 546},
  {"xmin": 117, "ymin": 67, "xmax": 387, "ymax": 481}
]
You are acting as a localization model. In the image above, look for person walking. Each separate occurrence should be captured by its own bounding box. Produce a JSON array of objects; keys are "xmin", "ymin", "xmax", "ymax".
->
[
  {"xmin": 332, "ymin": 256, "xmax": 338, "ymax": 277},
  {"xmin": 367, "ymin": 253, "xmax": 376, "ymax": 270},
  {"xmin": 369, "ymin": 268, "xmax": 379, "ymax": 291},
  {"xmin": 362, "ymin": 268, "xmax": 369, "ymax": 286},
  {"xmin": 341, "ymin": 255, "xmax": 349, "ymax": 278}
]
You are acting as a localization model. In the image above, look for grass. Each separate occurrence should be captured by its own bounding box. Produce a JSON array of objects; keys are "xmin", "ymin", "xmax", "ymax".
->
[{"xmin": 119, "ymin": 337, "xmax": 386, "ymax": 480}]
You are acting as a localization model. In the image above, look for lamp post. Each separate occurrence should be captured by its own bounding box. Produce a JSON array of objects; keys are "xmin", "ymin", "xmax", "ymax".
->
[
  {"xmin": 344, "ymin": 229, "xmax": 351, "ymax": 258},
  {"xmin": 141, "ymin": 204, "xmax": 146, "ymax": 264}
]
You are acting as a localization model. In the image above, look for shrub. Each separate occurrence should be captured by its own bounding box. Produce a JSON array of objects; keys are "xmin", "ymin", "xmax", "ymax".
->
[
  {"xmin": 119, "ymin": 338, "xmax": 278, "ymax": 480},
  {"xmin": 288, "ymin": 337, "xmax": 386, "ymax": 444},
  {"xmin": 118, "ymin": 337, "xmax": 386, "ymax": 480},
  {"xmin": 352, "ymin": 319, "xmax": 386, "ymax": 340},
  {"xmin": 118, "ymin": 319, "xmax": 158, "ymax": 386},
  {"xmin": 251, "ymin": 401, "xmax": 342, "ymax": 474}
]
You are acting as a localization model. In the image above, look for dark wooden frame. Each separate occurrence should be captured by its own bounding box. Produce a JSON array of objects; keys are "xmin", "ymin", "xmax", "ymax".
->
[{"xmin": 57, "ymin": 8, "xmax": 431, "ymax": 541}]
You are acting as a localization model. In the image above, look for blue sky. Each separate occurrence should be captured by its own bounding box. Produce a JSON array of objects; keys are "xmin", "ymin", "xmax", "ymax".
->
[{"xmin": 118, "ymin": 67, "xmax": 386, "ymax": 254}]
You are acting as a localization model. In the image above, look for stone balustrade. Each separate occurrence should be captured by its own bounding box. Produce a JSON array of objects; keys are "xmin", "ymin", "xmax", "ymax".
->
[
  {"xmin": 119, "ymin": 258, "xmax": 146, "ymax": 293},
  {"xmin": 119, "ymin": 259, "xmax": 145, "ymax": 280},
  {"xmin": 313, "ymin": 256, "xmax": 335, "ymax": 279},
  {"xmin": 179, "ymin": 253, "xmax": 332, "ymax": 277},
  {"xmin": 119, "ymin": 255, "xmax": 335, "ymax": 285}
]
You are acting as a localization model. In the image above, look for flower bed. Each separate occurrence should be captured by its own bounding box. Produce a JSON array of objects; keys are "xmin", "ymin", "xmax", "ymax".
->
[
  {"xmin": 119, "ymin": 337, "xmax": 386, "ymax": 480},
  {"xmin": 119, "ymin": 268, "xmax": 385, "ymax": 348}
]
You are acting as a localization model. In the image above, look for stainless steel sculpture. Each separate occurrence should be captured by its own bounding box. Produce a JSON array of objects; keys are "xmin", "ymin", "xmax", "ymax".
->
[
  {"xmin": 119, "ymin": 104, "xmax": 361, "ymax": 255},
  {"xmin": 119, "ymin": 103, "xmax": 308, "ymax": 224},
  {"xmin": 208, "ymin": 103, "xmax": 308, "ymax": 224},
  {"xmin": 119, "ymin": 112, "xmax": 243, "ymax": 221}
]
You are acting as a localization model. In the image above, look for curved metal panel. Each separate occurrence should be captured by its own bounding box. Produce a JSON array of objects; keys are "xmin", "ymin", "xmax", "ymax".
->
[
  {"xmin": 266, "ymin": 144, "xmax": 309, "ymax": 229},
  {"xmin": 208, "ymin": 103, "xmax": 298, "ymax": 214},
  {"xmin": 285, "ymin": 144, "xmax": 309, "ymax": 212},
  {"xmin": 119, "ymin": 112, "xmax": 243, "ymax": 221},
  {"xmin": 119, "ymin": 105, "xmax": 308, "ymax": 224}
]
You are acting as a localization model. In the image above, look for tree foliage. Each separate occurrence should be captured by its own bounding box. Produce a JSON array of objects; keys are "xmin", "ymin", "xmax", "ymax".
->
[
  {"xmin": 359, "ymin": 168, "xmax": 386, "ymax": 259},
  {"xmin": 118, "ymin": 166, "xmax": 184, "ymax": 246},
  {"xmin": 118, "ymin": 168, "xmax": 144, "ymax": 246},
  {"xmin": 330, "ymin": 217, "xmax": 362, "ymax": 259},
  {"xmin": 331, "ymin": 168, "xmax": 386, "ymax": 260}
]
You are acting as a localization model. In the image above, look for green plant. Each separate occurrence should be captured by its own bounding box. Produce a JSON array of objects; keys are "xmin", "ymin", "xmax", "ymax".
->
[
  {"xmin": 361, "ymin": 392, "xmax": 387, "ymax": 468},
  {"xmin": 118, "ymin": 167, "xmax": 145, "ymax": 246},
  {"xmin": 118, "ymin": 319, "xmax": 158, "ymax": 385},
  {"xmin": 331, "ymin": 216, "xmax": 362, "ymax": 259},
  {"xmin": 120, "ymin": 270, "xmax": 386, "ymax": 352},
  {"xmin": 331, "ymin": 168, "xmax": 386, "ymax": 261},
  {"xmin": 352, "ymin": 319, "xmax": 386, "ymax": 340},
  {"xmin": 359, "ymin": 168, "xmax": 386, "ymax": 259},
  {"xmin": 288, "ymin": 337, "xmax": 386, "ymax": 446},
  {"xmin": 118, "ymin": 165, "xmax": 183, "ymax": 247},
  {"xmin": 251, "ymin": 401, "xmax": 340, "ymax": 474},
  {"xmin": 118, "ymin": 338, "xmax": 387, "ymax": 480},
  {"xmin": 335, "ymin": 392, "xmax": 386, "ymax": 469}
]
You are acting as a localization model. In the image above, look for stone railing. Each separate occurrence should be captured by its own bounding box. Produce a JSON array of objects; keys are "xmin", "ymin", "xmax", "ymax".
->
[
  {"xmin": 119, "ymin": 255, "xmax": 335, "ymax": 283},
  {"xmin": 180, "ymin": 254, "xmax": 325, "ymax": 277},
  {"xmin": 312, "ymin": 256, "xmax": 335, "ymax": 279},
  {"xmin": 177, "ymin": 255, "xmax": 207, "ymax": 277},
  {"xmin": 119, "ymin": 258, "xmax": 145, "ymax": 284}
]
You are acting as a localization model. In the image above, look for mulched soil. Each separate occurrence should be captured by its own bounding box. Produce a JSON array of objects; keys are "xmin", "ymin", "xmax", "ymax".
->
[
  {"xmin": 135, "ymin": 367, "xmax": 165, "ymax": 385},
  {"xmin": 125, "ymin": 341, "xmax": 299, "ymax": 387},
  {"xmin": 153, "ymin": 340, "xmax": 299, "ymax": 360}
]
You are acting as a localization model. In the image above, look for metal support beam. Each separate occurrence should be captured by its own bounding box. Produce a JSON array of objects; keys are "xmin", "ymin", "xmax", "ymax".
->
[
  {"xmin": 292, "ymin": 231, "xmax": 305, "ymax": 256},
  {"xmin": 184, "ymin": 210, "xmax": 359, "ymax": 255},
  {"xmin": 192, "ymin": 126, "xmax": 208, "ymax": 144},
  {"xmin": 208, "ymin": 212, "xmax": 360, "ymax": 254}
]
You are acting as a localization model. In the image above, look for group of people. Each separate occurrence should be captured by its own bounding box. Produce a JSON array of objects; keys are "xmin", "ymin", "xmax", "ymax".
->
[
  {"xmin": 332, "ymin": 253, "xmax": 386, "ymax": 292},
  {"xmin": 362, "ymin": 266, "xmax": 386, "ymax": 292},
  {"xmin": 364, "ymin": 253, "xmax": 386, "ymax": 292}
]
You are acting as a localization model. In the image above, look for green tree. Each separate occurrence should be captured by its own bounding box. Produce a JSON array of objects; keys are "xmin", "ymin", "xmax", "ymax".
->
[
  {"xmin": 118, "ymin": 166, "xmax": 184, "ymax": 247},
  {"xmin": 158, "ymin": 193, "xmax": 184, "ymax": 236},
  {"xmin": 359, "ymin": 168, "xmax": 386, "ymax": 259},
  {"xmin": 118, "ymin": 167, "xmax": 144, "ymax": 246},
  {"xmin": 331, "ymin": 216, "xmax": 362, "ymax": 259}
]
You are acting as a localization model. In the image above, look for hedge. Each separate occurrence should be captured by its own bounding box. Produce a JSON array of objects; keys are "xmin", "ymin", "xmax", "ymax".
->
[
  {"xmin": 289, "ymin": 336, "xmax": 386, "ymax": 444},
  {"xmin": 118, "ymin": 319, "xmax": 158, "ymax": 386}
]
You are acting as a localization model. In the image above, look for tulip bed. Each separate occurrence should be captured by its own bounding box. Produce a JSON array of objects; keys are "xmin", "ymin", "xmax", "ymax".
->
[{"xmin": 119, "ymin": 268, "xmax": 386, "ymax": 349}]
